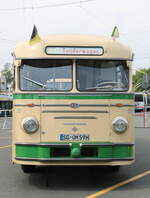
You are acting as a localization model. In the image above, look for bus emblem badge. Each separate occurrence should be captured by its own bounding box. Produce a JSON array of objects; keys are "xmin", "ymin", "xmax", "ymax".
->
[
  {"xmin": 70, "ymin": 103, "xmax": 80, "ymax": 109},
  {"xmin": 72, "ymin": 127, "xmax": 78, "ymax": 132}
]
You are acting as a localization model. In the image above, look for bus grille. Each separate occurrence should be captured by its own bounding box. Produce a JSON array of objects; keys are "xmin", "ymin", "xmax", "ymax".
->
[
  {"xmin": 51, "ymin": 146, "xmax": 97, "ymax": 158},
  {"xmin": 52, "ymin": 147, "xmax": 70, "ymax": 157},
  {"xmin": 81, "ymin": 147, "xmax": 97, "ymax": 157}
]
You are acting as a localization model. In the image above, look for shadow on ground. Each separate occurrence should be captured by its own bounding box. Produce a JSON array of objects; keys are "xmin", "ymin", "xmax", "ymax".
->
[{"xmin": 28, "ymin": 166, "xmax": 129, "ymax": 191}]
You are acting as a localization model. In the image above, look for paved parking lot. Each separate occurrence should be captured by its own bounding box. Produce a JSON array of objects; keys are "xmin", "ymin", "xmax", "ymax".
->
[
  {"xmin": 135, "ymin": 112, "xmax": 150, "ymax": 128},
  {"xmin": 0, "ymin": 116, "xmax": 150, "ymax": 198}
]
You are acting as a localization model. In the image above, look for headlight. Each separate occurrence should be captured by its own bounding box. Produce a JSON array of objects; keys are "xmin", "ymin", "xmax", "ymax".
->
[
  {"xmin": 22, "ymin": 117, "xmax": 39, "ymax": 133},
  {"xmin": 112, "ymin": 117, "xmax": 128, "ymax": 133}
]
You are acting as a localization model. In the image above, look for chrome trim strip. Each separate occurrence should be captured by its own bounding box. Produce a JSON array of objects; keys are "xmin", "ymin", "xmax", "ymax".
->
[
  {"xmin": 42, "ymin": 110, "xmax": 109, "ymax": 113},
  {"xmin": 43, "ymin": 104, "xmax": 109, "ymax": 107},
  {"xmin": 45, "ymin": 104, "xmax": 134, "ymax": 107},
  {"xmin": 16, "ymin": 143, "xmax": 134, "ymax": 147},
  {"xmin": 81, "ymin": 143, "xmax": 134, "ymax": 147},
  {"xmin": 54, "ymin": 116, "xmax": 97, "ymax": 119},
  {"xmin": 64, "ymin": 123, "xmax": 87, "ymax": 125},
  {"xmin": 15, "ymin": 157, "xmax": 134, "ymax": 162},
  {"xmin": 15, "ymin": 143, "xmax": 71, "ymax": 147},
  {"xmin": 14, "ymin": 104, "xmax": 134, "ymax": 107}
]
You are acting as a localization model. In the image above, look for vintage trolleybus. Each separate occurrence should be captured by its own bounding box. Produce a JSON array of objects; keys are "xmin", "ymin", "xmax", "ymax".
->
[{"xmin": 12, "ymin": 34, "xmax": 134, "ymax": 173}]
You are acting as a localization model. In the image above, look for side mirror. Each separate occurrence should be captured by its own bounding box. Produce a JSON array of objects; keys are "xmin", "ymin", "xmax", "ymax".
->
[{"xmin": 141, "ymin": 74, "xmax": 149, "ymax": 89}]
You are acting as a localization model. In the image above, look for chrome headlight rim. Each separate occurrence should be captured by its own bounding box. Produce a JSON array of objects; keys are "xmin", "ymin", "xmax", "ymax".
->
[
  {"xmin": 112, "ymin": 117, "xmax": 128, "ymax": 133},
  {"xmin": 22, "ymin": 117, "xmax": 39, "ymax": 133}
]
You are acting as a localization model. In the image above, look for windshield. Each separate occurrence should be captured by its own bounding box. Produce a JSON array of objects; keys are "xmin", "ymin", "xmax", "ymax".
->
[
  {"xmin": 20, "ymin": 59, "xmax": 72, "ymax": 91},
  {"xmin": 135, "ymin": 94, "xmax": 144, "ymax": 102},
  {"xmin": 76, "ymin": 60, "xmax": 129, "ymax": 92}
]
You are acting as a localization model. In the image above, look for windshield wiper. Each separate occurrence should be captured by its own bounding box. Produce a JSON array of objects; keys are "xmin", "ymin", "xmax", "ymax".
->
[
  {"xmin": 85, "ymin": 86, "xmax": 113, "ymax": 91},
  {"xmin": 95, "ymin": 85, "xmax": 113, "ymax": 89},
  {"xmin": 24, "ymin": 77, "xmax": 47, "ymax": 88}
]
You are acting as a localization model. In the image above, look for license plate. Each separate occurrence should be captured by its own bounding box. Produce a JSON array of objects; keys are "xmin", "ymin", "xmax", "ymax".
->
[{"xmin": 60, "ymin": 134, "xmax": 90, "ymax": 141}]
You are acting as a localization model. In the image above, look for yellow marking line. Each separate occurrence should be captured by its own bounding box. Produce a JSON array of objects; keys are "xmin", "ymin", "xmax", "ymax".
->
[
  {"xmin": 86, "ymin": 170, "xmax": 150, "ymax": 198},
  {"xmin": 0, "ymin": 145, "xmax": 12, "ymax": 149}
]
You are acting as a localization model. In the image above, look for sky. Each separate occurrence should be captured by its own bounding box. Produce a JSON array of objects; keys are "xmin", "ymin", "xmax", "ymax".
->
[{"xmin": 0, "ymin": 0, "xmax": 150, "ymax": 72}]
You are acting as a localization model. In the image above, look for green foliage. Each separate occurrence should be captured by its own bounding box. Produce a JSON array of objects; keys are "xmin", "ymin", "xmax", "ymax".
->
[
  {"xmin": 1, "ymin": 63, "xmax": 13, "ymax": 85},
  {"xmin": 133, "ymin": 68, "xmax": 150, "ymax": 91}
]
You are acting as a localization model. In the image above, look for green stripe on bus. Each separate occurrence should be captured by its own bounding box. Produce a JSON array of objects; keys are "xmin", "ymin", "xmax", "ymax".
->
[
  {"xmin": 98, "ymin": 146, "xmax": 133, "ymax": 158},
  {"xmin": 13, "ymin": 94, "xmax": 134, "ymax": 100},
  {"xmin": 16, "ymin": 144, "xmax": 133, "ymax": 159},
  {"xmin": 16, "ymin": 145, "xmax": 50, "ymax": 159}
]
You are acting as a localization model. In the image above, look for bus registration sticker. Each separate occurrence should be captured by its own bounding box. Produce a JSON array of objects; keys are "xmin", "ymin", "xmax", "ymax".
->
[{"xmin": 60, "ymin": 134, "xmax": 90, "ymax": 141}]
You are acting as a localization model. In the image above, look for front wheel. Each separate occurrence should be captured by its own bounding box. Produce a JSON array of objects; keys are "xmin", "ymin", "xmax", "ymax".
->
[{"xmin": 21, "ymin": 165, "xmax": 36, "ymax": 173}]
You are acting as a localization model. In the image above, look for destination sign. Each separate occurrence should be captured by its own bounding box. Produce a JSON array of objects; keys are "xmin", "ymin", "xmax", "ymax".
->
[{"xmin": 45, "ymin": 47, "xmax": 103, "ymax": 56}]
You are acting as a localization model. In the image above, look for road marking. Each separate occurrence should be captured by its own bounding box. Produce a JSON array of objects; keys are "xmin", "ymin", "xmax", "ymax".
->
[
  {"xmin": 86, "ymin": 171, "xmax": 150, "ymax": 198},
  {"xmin": 0, "ymin": 145, "xmax": 12, "ymax": 149}
]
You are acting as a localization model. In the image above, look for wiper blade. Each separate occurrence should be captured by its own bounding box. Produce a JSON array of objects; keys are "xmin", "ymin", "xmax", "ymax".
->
[
  {"xmin": 85, "ymin": 86, "xmax": 113, "ymax": 91},
  {"xmin": 24, "ymin": 77, "xmax": 47, "ymax": 88},
  {"xmin": 95, "ymin": 85, "xmax": 113, "ymax": 89}
]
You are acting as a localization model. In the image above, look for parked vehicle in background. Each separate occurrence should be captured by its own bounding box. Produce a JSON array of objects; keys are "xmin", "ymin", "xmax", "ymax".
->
[
  {"xmin": 0, "ymin": 94, "xmax": 13, "ymax": 117},
  {"xmin": 135, "ymin": 92, "xmax": 147, "ymax": 112}
]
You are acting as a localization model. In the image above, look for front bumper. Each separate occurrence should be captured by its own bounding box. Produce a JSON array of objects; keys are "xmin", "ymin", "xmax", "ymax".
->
[{"xmin": 14, "ymin": 142, "xmax": 134, "ymax": 163}]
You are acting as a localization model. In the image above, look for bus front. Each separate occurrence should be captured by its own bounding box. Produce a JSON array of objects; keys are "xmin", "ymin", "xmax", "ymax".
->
[{"xmin": 13, "ymin": 35, "xmax": 134, "ymax": 173}]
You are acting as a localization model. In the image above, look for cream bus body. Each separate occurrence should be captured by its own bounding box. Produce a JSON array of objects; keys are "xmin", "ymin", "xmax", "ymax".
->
[{"xmin": 12, "ymin": 35, "xmax": 134, "ymax": 172}]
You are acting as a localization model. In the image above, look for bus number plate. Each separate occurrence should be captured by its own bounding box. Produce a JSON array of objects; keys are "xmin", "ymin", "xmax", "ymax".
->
[{"xmin": 60, "ymin": 134, "xmax": 90, "ymax": 141}]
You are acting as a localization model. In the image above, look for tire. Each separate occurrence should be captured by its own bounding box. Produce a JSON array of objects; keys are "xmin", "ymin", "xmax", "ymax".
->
[{"xmin": 21, "ymin": 165, "xmax": 36, "ymax": 173}]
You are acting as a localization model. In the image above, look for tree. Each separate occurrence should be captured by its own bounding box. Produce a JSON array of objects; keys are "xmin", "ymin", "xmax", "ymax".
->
[
  {"xmin": 1, "ymin": 63, "xmax": 13, "ymax": 87},
  {"xmin": 133, "ymin": 68, "xmax": 150, "ymax": 92}
]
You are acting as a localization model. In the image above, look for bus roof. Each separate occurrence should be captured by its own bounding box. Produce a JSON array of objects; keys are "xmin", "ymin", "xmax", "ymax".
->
[{"xmin": 13, "ymin": 34, "xmax": 133, "ymax": 61}]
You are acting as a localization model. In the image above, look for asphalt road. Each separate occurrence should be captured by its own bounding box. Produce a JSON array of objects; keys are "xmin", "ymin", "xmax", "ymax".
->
[{"xmin": 0, "ymin": 117, "xmax": 150, "ymax": 198}]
